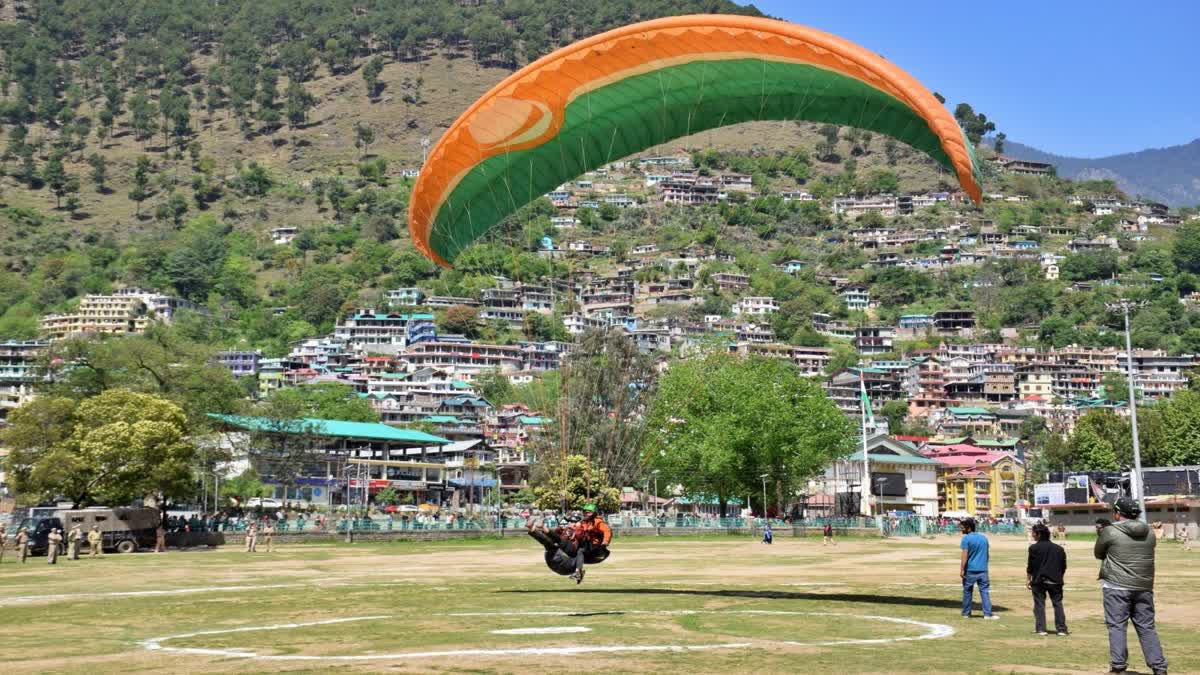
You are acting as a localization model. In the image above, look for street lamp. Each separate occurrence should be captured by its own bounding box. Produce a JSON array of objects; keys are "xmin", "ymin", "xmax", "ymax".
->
[
  {"xmin": 1107, "ymin": 299, "xmax": 1147, "ymax": 520},
  {"xmin": 652, "ymin": 469, "xmax": 661, "ymax": 535},
  {"xmin": 760, "ymin": 473, "xmax": 770, "ymax": 520}
]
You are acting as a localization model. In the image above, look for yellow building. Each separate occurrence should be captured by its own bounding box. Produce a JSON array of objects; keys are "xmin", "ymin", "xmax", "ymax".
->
[{"xmin": 926, "ymin": 445, "xmax": 1024, "ymax": 517}]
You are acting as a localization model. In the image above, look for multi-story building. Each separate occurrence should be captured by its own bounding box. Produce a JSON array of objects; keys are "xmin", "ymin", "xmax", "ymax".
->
[
  {"xmin": 333, "ymin": 310, "xmax": 436, "ymax": 351},
  {"xmin": 854, "ymin": 326, "xmax": 895, "ymax": 354},
  {"xmin": 0, "ymin": 340, "xmax": 47, "ymax": 421},
  {"xmin": 840, "ymin": 285, "xmax": 871, "ymax": 312},
  {"xmin": 39, "ymin": 288, "xmax": 203, "ymax": 340},
  {"xmin": 399, "ymin": 342, "xmax": 524, "ymax": 379},
  {"xmin": 385, "ymin": 288, "xmax": 425, "ymax": 307},
  {"xmin": 732, "ymin": 296, "xmax": 779, "ymax": 316},
  {"xmin": 924, "ymin": 444, "xmax": 1024, "ymax": 516},
  {"xmin": 710, "ymin": 272, "xmax": 751, "ymax": 293},
  {"xmin": 731, "ymin": 342, "xmax": 831, "ymax": 377},
  {"xmin": 1129, "ymin": 352, "xmax": 1196, "ymax": 399},
  {"xmin": 822, "ymin": 435, "xmax": 941, "ymax": 517},
  {"xmin": 218, "ymin": 350, "xmax": 262, "ymax": 378}
]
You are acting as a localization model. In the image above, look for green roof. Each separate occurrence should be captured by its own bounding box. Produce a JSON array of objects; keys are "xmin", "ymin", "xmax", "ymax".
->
[
  {"xmin": 377, "ymin": 372, "xmax": 409, "ymax": 379},
  {"xmin": 421, "ymin": 415, "xmax": 460, "ymax": 424},
  {"xmin": 947, "ymin": 407, "xmax": 994, "ymax": 416},
  {"xmin": 928, "ymin": 436, "xmax": 969, "ymax": 445},
  {"xmin": 845, "ymin": 451, "xmax": 938, "ymax": 465},
  {"xmin": 207, "ymin": 414, "xmax": 450, "ymax": 445},
  {"xmin": 518, "ymin": 416, "xmax": 548, "ymax": 425},
  {"xmin": 450, "ymin": 380, "xmax": 472, "ymax": 389},
  {"xmin": 976, "ymin": 438, "xmax": 1019, "ymax": 448}
]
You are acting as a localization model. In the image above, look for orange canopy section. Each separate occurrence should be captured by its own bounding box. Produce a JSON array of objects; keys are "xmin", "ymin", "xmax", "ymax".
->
[{"xmin": 410, "ymin": 14, "xmax": 983, "ymax": 266}]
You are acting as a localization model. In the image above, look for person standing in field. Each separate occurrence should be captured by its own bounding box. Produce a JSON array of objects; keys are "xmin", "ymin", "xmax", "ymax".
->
[
  {"xmin": 46, "ymin": 528, "xmax": 62, "ymax": 565},
  {"xmin": 263, "ymin": 522, "xmax": 276, "ymax": 553},
  {"xmin": 823, "ymin": 522, "xmax": 835, "ymax": 546},
  {"xmin": 0, "ymin": 523, "xmax": 6, "ymax": 564},
  {"xmin": 155, "ymin": 523, "xmax": 167, "ymax": 553},
  {"xmin": 1026, "ymin": 522, "xmax": 1068, "ymax": 635},
  {"xmin": 16, "ymin": 527, "xmax": 29, "ymax": 563},
  {"xmin": 245, "ymin": 522, "xmax": 258, "ymax": 553},
  {"xmin": 87, "ymin": 525, "xmax": 102, "ymax": 557},
  {"xmin": 960, "ymin": 518, "xmax": 997, "ymax": 620},
  {"xmin": 67, "ymin": 525, "xmax": 82, "ymax": 561},
  {"xmin": 1096, "ymin": 497, "xmax": 1167, "ymax": 675}
]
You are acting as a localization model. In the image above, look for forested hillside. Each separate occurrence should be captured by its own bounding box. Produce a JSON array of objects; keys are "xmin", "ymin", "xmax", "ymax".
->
[{"xmin": 1, "ymin": 0, "xmax": 1198, "ymax": 361}]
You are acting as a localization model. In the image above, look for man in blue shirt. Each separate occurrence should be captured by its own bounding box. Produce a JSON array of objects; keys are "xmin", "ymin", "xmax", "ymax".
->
[{"xmin": 960, "ymin": 518, "xmax": 998, "ymax": 619}]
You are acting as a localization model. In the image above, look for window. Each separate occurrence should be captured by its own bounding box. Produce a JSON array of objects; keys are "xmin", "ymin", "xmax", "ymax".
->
[{"xmin": 94, "ymin": 516, "xmax": 107, "ymax": 523}]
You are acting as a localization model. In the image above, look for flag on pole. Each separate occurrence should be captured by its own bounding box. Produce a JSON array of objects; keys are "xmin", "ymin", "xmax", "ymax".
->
[{"xmin": 859, "ymin": 370, "xmax": 875, "ymax": 429}]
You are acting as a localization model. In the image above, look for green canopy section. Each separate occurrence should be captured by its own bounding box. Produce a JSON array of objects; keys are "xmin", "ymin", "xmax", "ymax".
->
[{"xmin": 430, "ymin": 57, "xmax": 978, "ymax": 263}]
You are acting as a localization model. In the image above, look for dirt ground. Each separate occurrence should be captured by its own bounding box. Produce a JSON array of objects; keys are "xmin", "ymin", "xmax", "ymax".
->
[{"xmin": 0, "ymin": 533, "xmax": 1197, "ymax": 674}]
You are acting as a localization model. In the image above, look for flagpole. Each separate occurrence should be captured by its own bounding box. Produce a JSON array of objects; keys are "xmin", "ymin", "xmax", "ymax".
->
[{"xmin": 860, "ymin": 370, "xmax": 871, "ymax": 519}]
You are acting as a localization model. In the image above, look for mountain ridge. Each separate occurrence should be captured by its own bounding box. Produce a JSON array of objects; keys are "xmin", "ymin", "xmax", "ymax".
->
[{"xmin": 1003, "ymin": 138, "xmax": 1200, "ymax": 207}]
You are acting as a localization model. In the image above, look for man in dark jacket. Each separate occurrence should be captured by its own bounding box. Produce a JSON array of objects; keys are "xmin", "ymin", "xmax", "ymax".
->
[
  {"xmin": 1095, "ymin": 496, "xmax": 1168, "ymax": 675},
  {"xmin": 1026, "ymin": 523, "xmax": 1068, "ymax": 635}
]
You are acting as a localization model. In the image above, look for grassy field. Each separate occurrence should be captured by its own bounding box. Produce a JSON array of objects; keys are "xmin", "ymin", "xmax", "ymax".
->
[{"xmin": 0, "ymin": 533, "xmax": 1196, "ymax": 674}]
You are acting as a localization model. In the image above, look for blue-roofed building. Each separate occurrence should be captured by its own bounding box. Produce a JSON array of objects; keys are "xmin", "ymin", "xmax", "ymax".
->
[{"xmin": 898, "ymin": 314, "xmax": 934, "ymax": 331}]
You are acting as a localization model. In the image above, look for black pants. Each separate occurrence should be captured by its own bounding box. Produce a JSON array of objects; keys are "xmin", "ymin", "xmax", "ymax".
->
[
  {"xmin": 529, "ymin": 529, "xmax": 581, "ymax": 575},
  {"xmin": 1031, "ymin": 582, "xmax": 1067, "ymax": 633}
]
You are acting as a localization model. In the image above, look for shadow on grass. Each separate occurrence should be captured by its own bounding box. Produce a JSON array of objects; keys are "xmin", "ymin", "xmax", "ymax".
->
[{"xmin": 502, "ymin": 587, "xmax": 1009, "ymax": 612}]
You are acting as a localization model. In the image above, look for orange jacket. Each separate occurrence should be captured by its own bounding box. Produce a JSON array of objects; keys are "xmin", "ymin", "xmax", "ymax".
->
[{"xmin": 576, "ymin": 516, "xmax": 612, "ymax": 546}]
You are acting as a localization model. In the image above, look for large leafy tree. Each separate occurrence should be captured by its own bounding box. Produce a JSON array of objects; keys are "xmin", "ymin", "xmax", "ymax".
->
[
  {"xmin": 3, "ymin": 390, "xmax": 196, "ymax": 508},
  {"xmin": 261, "ymin": 382, "xmax": 380, "ymax": 423},
  {"xmin": 534, "ymin": 329, "xmax": 658, "ymax": 491},
  {"xmin": 643, "ymin": 351, "xmax": 854, "ymax": 516},
  {"xmin": 41, "ymin": 325, "xmax": 244, "ymax": 432},
  {"xmin": 1066, "ymin": 409, "xmax": 1131, "ymax": 471},
  {"xmin": 532, "ymin": 454, "xmax": 621, "ymax": 514}
]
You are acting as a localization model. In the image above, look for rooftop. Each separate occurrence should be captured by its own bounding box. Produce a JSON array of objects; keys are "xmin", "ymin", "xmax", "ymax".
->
[{"xmin": 207, "ymin": 414, "xmax": 450, "ymax": 445}]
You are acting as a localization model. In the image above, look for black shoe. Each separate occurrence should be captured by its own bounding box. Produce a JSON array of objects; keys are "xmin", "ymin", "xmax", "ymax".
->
[{"xmin": 1108, "ymin": 668, "xmax": 1126, "ymax": 674}]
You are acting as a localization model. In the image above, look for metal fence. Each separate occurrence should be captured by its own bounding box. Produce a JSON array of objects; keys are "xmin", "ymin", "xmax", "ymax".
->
[{"xmin": 192, "ymin": 514, "xmax": 1025, "ymax": 536}]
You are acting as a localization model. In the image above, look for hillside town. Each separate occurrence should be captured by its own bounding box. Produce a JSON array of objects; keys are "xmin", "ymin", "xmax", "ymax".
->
[{"xmin": 4, "ymin": 152, "xmax": 1198, "ymax": 521}]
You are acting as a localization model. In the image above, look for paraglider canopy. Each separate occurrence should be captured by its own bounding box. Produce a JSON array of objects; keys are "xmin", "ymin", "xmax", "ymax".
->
[{"xmin": 410, "ymin": 14, "xmax": 982, "ymax": 267}]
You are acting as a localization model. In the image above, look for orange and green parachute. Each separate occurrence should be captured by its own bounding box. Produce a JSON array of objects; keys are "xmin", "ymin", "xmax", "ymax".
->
[{"xmin": 409, "ymin": 14, "xmax": 983, "ymax": 267}]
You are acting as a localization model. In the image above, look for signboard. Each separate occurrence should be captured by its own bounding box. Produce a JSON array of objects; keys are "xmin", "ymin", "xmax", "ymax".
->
[
  {"xmin": 1065, "ymin": 474, "xmax": 1090, "ymax": 490},
  {"xmin": 1034, "ymin": 482, "xmax": 1065, "ymax": 506},
  {"xmin": 389, "ymin": 480, "xmax": 428, "ymax": 490},
  {"xmin": 871, "ymin": 472, "xmax": 907, "ymax": 497},
  {"xmin": 349, "ymin": 479, "xmax": 390, "ymax": 489}
]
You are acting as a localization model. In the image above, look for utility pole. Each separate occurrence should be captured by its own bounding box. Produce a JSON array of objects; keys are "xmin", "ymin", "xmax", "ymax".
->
[{"xmin": 1110, "ymin": 300, "xmax": 1147, "ymax": 520}]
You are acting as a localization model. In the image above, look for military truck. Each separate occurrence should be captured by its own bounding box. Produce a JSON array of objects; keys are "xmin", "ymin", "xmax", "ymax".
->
[{"xmin": 20, "ymin": 506, "xmax": 160, "ymax": 555}]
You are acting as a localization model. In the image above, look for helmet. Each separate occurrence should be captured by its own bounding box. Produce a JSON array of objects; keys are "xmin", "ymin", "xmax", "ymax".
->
[{"xmin": 582, "ymin": 504, "xmax": 597, "ymax": 513}]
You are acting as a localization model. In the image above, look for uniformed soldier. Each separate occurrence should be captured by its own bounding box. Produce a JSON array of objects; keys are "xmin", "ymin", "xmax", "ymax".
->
[
  {"xmin": 87, "ymin": 525, "xmax": 102, "ymax": 557},
  {"xmin": 245, "ymin": 522, "xmax": 258, "ymax": 553},
  {"xmin": 16, "ymin": 527, "xmax": 29, "ymax": 563},
  {"xmin": 46, "ymin": 528, "xmax": 63, "ymax": 564},
  {"xmin": 155, "ymin": 524, "xmax": 167, "ymax": 553},
  {"xmin": 0, "ymin": 523, "xmax": 7, "ymax": 564},
  {"xmin": 67, "ymin": 525, "xmax": 82, "ymax": 561},
  {"xmin": 263, "ymin": 522, "xmax": 276, "ymax": 553}
]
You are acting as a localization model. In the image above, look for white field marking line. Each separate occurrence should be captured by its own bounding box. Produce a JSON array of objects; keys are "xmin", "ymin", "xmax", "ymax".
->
[
  {"xmin": 137, "ymin": 610, "xmax": 953, "ymax": 661},
  {"xmin": 491, "ymin": 626, "xmax": 592, "ymax": 635},
  {"xmin": 0, "ymin": 578, "xmax": 453, "ymax": 607}
]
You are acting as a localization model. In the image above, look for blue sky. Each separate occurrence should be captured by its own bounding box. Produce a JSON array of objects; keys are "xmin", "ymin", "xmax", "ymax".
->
[{"xmin": 739, "ymin": 1, "xmax": 1199, "ymax": 158}]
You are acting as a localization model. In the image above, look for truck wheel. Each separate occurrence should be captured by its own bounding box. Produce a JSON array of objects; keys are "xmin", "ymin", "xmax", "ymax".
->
[{"xmin": 116, "ymin": 539, "xmax": 138, "ymax": 554}]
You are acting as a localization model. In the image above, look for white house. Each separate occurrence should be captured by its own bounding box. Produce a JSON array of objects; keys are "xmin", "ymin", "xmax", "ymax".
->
[{"xmin": 817, "ymin": 435, "xmax": 940, "ymax": 517}]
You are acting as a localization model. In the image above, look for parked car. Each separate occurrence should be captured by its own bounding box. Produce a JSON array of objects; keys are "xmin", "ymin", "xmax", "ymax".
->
[{"xmin": 244, "ymin": 497, "xmax": 284, "ymax": 509}]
